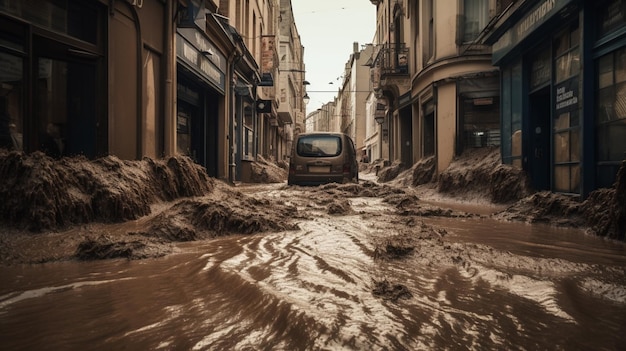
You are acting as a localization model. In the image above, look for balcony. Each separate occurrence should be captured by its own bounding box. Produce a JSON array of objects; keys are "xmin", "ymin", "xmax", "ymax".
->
[
  {"xmin": 372, "ymin": 43, "xmax": 409, "ymax": 77},
  {"xmin": 371, "ymin": 43, "xmax": 411, "ymax": 92}
]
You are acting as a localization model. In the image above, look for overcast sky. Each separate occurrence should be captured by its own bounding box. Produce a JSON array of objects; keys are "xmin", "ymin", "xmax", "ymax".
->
[{"xmin": 290, "ymin": 1, "xmax": 376, "ymax": 114}]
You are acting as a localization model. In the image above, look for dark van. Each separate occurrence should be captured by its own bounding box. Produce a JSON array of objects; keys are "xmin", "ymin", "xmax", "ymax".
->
[{"xmin": 288, "ymin": 132, "xmax": 359, "ymax": 186}]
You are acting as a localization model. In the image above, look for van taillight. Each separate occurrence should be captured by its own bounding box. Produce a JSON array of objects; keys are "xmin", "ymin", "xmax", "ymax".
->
[{"xmin": 343, "ymin": 163, "xmax": 350, "ymax": 174}]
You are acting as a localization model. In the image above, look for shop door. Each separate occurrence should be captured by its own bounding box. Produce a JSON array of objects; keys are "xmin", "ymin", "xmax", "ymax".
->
[
  {"xmin": 399, "ymin": 107, "xmax": 412, "ymax": 166},
  {"xmin": 529, "ymin": 87, "xmax": 551, "ymax": 190}
]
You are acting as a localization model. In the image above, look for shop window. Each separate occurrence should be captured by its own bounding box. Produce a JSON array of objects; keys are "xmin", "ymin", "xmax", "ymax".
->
[
  {"xmin": 462, "ymin": 97, "xmax": 500, "ymax": 148},
  {"xmin": 552, "ymin": 23, "xmax": 581, "ymax": 194},
  {"xmin": 596, "ymin": 47, "xmax": 626, "ymax": 187},
  {"xmin": 176, "ymin": 110, "xmax": 191, "ymax": 156},
  {"xmin": 553, "ymin": 109, "xmax": 581, "ymax": 193},
  {"xmin": 0, "ymin": 0, "xmax": 99, "ymax": 44},
  {"xmin": 554, "ymin": 23, "xmax": 580, "ymax": 83},
  {"xmin": 243, "ymin": 105, "xmax": 253, "ymax": 158},
  {"xmin": 0, "ymin": 52, "xmax": 23, "ymax": 152},
  {"xmin": 501, "ymin": 62, "xmax": 523, "ymax": 168}
]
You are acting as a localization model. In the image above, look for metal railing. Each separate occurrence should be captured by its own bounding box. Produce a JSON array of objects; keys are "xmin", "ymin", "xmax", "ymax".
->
[{"xmin": 372, "ymin": 43, "xmax": 410, "ymax": 76}]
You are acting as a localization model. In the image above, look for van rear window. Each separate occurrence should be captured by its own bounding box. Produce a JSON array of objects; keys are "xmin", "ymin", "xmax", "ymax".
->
[{"xmin": 297, "ymin": 135, "xmax": 342, "ymax": 157}]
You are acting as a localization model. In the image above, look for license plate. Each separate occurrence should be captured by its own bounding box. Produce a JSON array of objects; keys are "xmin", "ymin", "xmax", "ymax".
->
[{"xmin": 308, "ymin": 165, "xmax": 330, "ymax": 173}]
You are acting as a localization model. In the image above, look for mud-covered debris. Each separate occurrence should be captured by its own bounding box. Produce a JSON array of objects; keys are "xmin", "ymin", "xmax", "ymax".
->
[
  {"xmin": 327, "ymin": 199, "xmax": 352, "ymax": 215},
  {"xmin": 489, "ymin": 164, "xmax": 532, "ymax": 203},
  {"xmin": 0, "ymin": 151, "xmax": 213, "ymax": 231},
  {"xmin": 396, "ymin": 203, "xmax": 476, "ymax": 218},
  {"xmin": 316, "ymin": 180, "xmax": 406, "ymax": 198},
  {"xmin": 75, "ymin": 235, "xmax": 170, "ymax": 260},
  {"xmin": 372, "ymin": 279, "xmax": 413, "ymax": 301},
  {"xmin": 374, "ymin": 241, "xmax": 414, "ymax": 259},
  {"xmin": 412, "ymin": 156, "xmax": 436, "ymax": 186},
  {"xmin": 138, "ymin": 197, "xmax": 299, "ymax": 240},
  {"xmin": 383, "ymin": 193, "xmax": 420, "ymax": 207},
  {"xmin": 377, "ymin": 161, "xmax": 406, "ymax": 183},
  {"xmin": 493, "ymin": 191, "xmax": 584, "ymax": 226},
  {"xmin": 373, "ymin": 226, "xmax": 444, "ymax": 260},
  {"xmin": 249, "ymin": 155, "xmax": 287, "ymax": 183}
]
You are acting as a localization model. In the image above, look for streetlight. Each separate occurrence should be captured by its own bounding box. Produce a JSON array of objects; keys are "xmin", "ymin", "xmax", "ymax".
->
[{"xmin": 303, "ymin": 93, "xmax": 310, "ymax": 105}]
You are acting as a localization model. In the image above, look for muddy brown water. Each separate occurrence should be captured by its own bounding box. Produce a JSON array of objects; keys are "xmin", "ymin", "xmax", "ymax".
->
[{"xmin": 1, "ymin": 184, "xmax": 626, "ymax": 350}]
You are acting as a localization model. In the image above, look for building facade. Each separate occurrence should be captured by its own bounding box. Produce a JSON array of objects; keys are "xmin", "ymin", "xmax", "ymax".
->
[
  {"xmin": 0, "ymin": 0, "xmax": 306, "ymax": 183},
  {"xmin": 0, "ymin": 0, "xmax": 174, "ymax": 161},
  {"xmin": 485, "ymin": 0, "xmax": 626, "ymax": 197},
  {"xmin": 370, "ymin": 0, "xmax": 501, "ymax": 174}
]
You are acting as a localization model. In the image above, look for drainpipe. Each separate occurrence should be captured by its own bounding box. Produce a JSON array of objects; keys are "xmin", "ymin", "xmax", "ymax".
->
[
  {"xmin": 164, "ymin": 0, "xmax": 174, "ymax": 157},
  {"xmin": 228, "ymin": 51, "xmax": 243, "ymax": 183}
]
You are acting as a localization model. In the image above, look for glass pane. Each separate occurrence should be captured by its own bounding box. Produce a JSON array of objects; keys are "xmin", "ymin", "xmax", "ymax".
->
[
  {"xmin": 554, "ymin": 31, "xmax": 569, "ymax": 57},
  {"xmin": 556, "ymin": 50, "xmax": 579, "ymax": 82},
  {"xmin": 512, "ymin": 129, "xmax": 522, "ymax": 158},
  {"xmin": 554, "ymin": 112, "xmax": 570, "ymax": 130},
  {"xmin": 570, "ymin": 110, "xmax": 580, "ymax": 128},
  {"xmin": 244, "ymin": 106, "xmax": 253, "ymax": 128},
  {"xmin": 0, "ymin": 52, "xmax": 23, "ymax": 151},
  {"xmin": 615, "ymin": 81, "xmax": 626, "ymax": 119},
  {"xmin": 38, "ymin": 58, "xmax": 67, "ymax": 158},
  {"xmin": 598, "ymin": 87, "xmax": 615, "ymax": 123},
  {"xmin": 598, "ymin": 54, "xmax": 614, "ymax": 89},
  {"xmin": 570, "ymin": 24, "xmax": 580, "ymax": 47},
  {"xmin": 616, "ymin": 48, "xmax": 626, "ymax": 83},
  {"xmin": 570, "ymin": 129, "xmax": 580, "ymax": 162},
  {"xmin": 570, "ymin": 164, "xmax": 580, "ymax": 193},
  {"xmin": 554, "ymin": 165, "xmax": 570, "ymax": 192},
  {"xmin": 608, "ymin": 119, "xmax": 626, "ymax": 160},
  {"xmin": 298, "ymin": 135, "xmax": 342, "ymax": 157},
  {"xmin": 554, "ymin": 131, "xmax": 570, "ymax": 163}
]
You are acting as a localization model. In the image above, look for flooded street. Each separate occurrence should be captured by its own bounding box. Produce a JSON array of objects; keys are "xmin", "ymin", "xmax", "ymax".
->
[{"xmin": 1, "ymin": 181, "xmax": 626, "ymax": 350}]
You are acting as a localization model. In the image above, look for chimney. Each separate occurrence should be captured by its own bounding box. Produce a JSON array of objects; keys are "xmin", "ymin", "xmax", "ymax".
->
[{"xmin": 353, "ymin": 42, "xmax": 359, "ymax": 53}]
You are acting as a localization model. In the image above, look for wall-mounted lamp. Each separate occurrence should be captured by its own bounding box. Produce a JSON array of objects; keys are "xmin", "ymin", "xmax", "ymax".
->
[
  {"xmin": 303, "ymin": 80, "xmax": 310, "ymax": 85},
  {"xmin": 374, "ymin": 116, "xmax": 385, "ymax": 124},
  {"xmin": 303, "ymin": 93, "xmax": 310, "ymax": 104},
  {"xmin": 201, "ymin": 49, "xmax": 213, "ymax": 57}
]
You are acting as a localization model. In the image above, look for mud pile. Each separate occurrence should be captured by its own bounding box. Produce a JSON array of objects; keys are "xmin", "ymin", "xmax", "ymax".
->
[
  {"xmin": 0, "ymin": 151, "xmax": 213, "ymax": 231},
  {"xmin": 132, "ymin": 194, "xmax": 300, "ymax": 242},
  {"xmin": 249, "ymin": 155, "xmax": 288, "ymax": 183},
  {"xmin": 495, "ymin": 161, "xmax": 626, "ymax": 240},
  {"xmin": 437, "ymin": 147, "xmax": 532, "ymax": 203}
]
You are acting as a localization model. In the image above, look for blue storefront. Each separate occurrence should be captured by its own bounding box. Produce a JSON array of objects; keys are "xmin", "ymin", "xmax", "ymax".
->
[{"xmin": 486, "ymin": 0, "xmax": 626, "ymax": 197}]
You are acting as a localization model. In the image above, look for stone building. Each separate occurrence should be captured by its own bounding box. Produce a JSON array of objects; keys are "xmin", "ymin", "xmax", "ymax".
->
[{"xmin": 0, "ymin": 0, "xmax": 306, "ymax": 183}]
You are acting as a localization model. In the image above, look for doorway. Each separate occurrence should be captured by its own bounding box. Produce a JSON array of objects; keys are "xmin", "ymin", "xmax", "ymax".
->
[
  {"xmin": 399, "ymin": 106, "xmax": 412, "ymax": 166},
  {"xmin": 528, "ymin": 86, "xmax": 551, "ymax": 190},
  {"xmin": 423, "ymin": 100, "xmax": 435, "ymax": 157}
]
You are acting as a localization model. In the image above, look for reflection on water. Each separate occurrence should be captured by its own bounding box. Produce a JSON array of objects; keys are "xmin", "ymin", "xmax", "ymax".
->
[{"xmin": 1, "ymin": 201, "xmax": 625, "ymax": 350}]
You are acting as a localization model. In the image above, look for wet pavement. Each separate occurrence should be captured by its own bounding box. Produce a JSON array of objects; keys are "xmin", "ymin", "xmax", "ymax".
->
[{"xmin": 1, "ymin": 180, "xmax": 626, "ymax": 350}]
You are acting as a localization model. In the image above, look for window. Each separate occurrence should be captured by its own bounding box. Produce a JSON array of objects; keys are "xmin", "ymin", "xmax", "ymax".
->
[
  {"xmin": 0, "ymin": 0, "xmax": 99, "ymax": 44},
  {"xmin": 244, "ymin": 105, "xmax": 254, "ymax": 158},
  {"xmin": 297, "ymin": 135, "xmax": 342, "ymax": 157},
  {"xmin": 552, "ymin": 24, "xmax": 581, "ymax": 193},
  {"xmin": 463, "ymin": 0, "xmax": 489, "ymax": 43},
  {"xmin": 596, "ymin": 47, "xmax": 626, "ymax": 187},
  {"xmin": 0, "ymin": 52, "xmax": 23, "ymax": 152}
]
